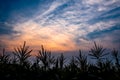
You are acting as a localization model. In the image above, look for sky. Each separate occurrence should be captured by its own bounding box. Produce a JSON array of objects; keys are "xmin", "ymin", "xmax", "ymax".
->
[{"xmin": 0, "ymin": 0, "xmax": 120, "ymax": 54}]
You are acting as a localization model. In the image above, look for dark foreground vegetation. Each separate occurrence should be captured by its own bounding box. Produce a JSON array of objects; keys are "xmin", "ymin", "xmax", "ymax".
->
[{"xmin": 0, "ymin": 41, "xmax": 120, "ymax": 80}]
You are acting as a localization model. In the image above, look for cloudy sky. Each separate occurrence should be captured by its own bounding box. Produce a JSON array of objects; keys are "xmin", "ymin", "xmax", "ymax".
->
[{"xmin": 0, "ymin": 0, "xmax": 120, "ymax": 54}]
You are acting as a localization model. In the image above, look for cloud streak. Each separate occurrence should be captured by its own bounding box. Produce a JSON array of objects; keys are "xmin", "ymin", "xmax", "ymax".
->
[{"xmin": 0, "ymin": 0, "xmax": 120, "ymax": 53}]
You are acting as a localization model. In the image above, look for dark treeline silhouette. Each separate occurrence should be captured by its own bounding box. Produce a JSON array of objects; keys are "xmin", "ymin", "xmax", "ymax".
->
[{"xmin": 0, "ymin": 41, "xmax": 120, "ymax": 80}]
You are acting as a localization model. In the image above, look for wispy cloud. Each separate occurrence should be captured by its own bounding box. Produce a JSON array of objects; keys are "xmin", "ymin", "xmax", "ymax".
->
[{"xmin": 0, "ymin": 0, "xmax": 120, "ymax": 53}]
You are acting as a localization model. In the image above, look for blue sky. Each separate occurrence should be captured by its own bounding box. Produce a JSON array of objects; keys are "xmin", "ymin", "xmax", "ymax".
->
[{"xmin": 0, "ymin": 0, "xmax": 120, "ymax": 53}]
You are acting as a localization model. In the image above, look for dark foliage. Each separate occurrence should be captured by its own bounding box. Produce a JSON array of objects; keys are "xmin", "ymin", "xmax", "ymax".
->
[{"xmin": 0, "ymin": 41, "xmax": 120, "ymax": 80}]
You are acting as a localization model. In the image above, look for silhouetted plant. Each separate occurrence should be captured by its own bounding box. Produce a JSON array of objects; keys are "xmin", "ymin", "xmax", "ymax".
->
[
  {"xmin": 36, "ymin": 45, "xmax": 55, "ymax": 70},
  {"xmin": 111, "ymin": 48, "xmax": 120, "ymax": 69},
  {"xmin": 11, "ymin": 54, "xmax": 18, "ymax": 64},
  {"xmin": 89, "ymin": 42, "xmax": 108, "ymax": 62},
  {"xmin": 13, "ymin": 41, "xmax": 32, "ymax": 66},
  {"xmin": 31, "ymin": 56, "xmax": 40, "ymax": 71},
  {"xmin": 76, "ymin": 50, "xmax": 88, "ymax": 72},
  {"xmin": 88, "ymin": 64, "xmax": 98, "ymax": 73},
  {"xmin": 69, "ymin": 56, "xmax": 77, "ymax": 72},
  {"xmin": 0, "ymin": 41, "xmax": 120, "ymax": 80},
  {"xmin": 111, "ymin": 49, "xmax": 120, "ymax": 70},
  {"xmin": 0, "ymin": 48, "xmax": 10, "ymax": 64},
  {"xmin": 58, "ymin": 53, "xmax": 66, "ymax": 69},
  {"xmin": 95, "ymin": 59, "xmax": 113, "ymax": 73},
  {"xmin": 55, "ymin": 58, "xmax": 59, "ymax": 69},
  {"xmin": 103, "ymin": 59, "xmax": 113, "ymax": 72}
]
